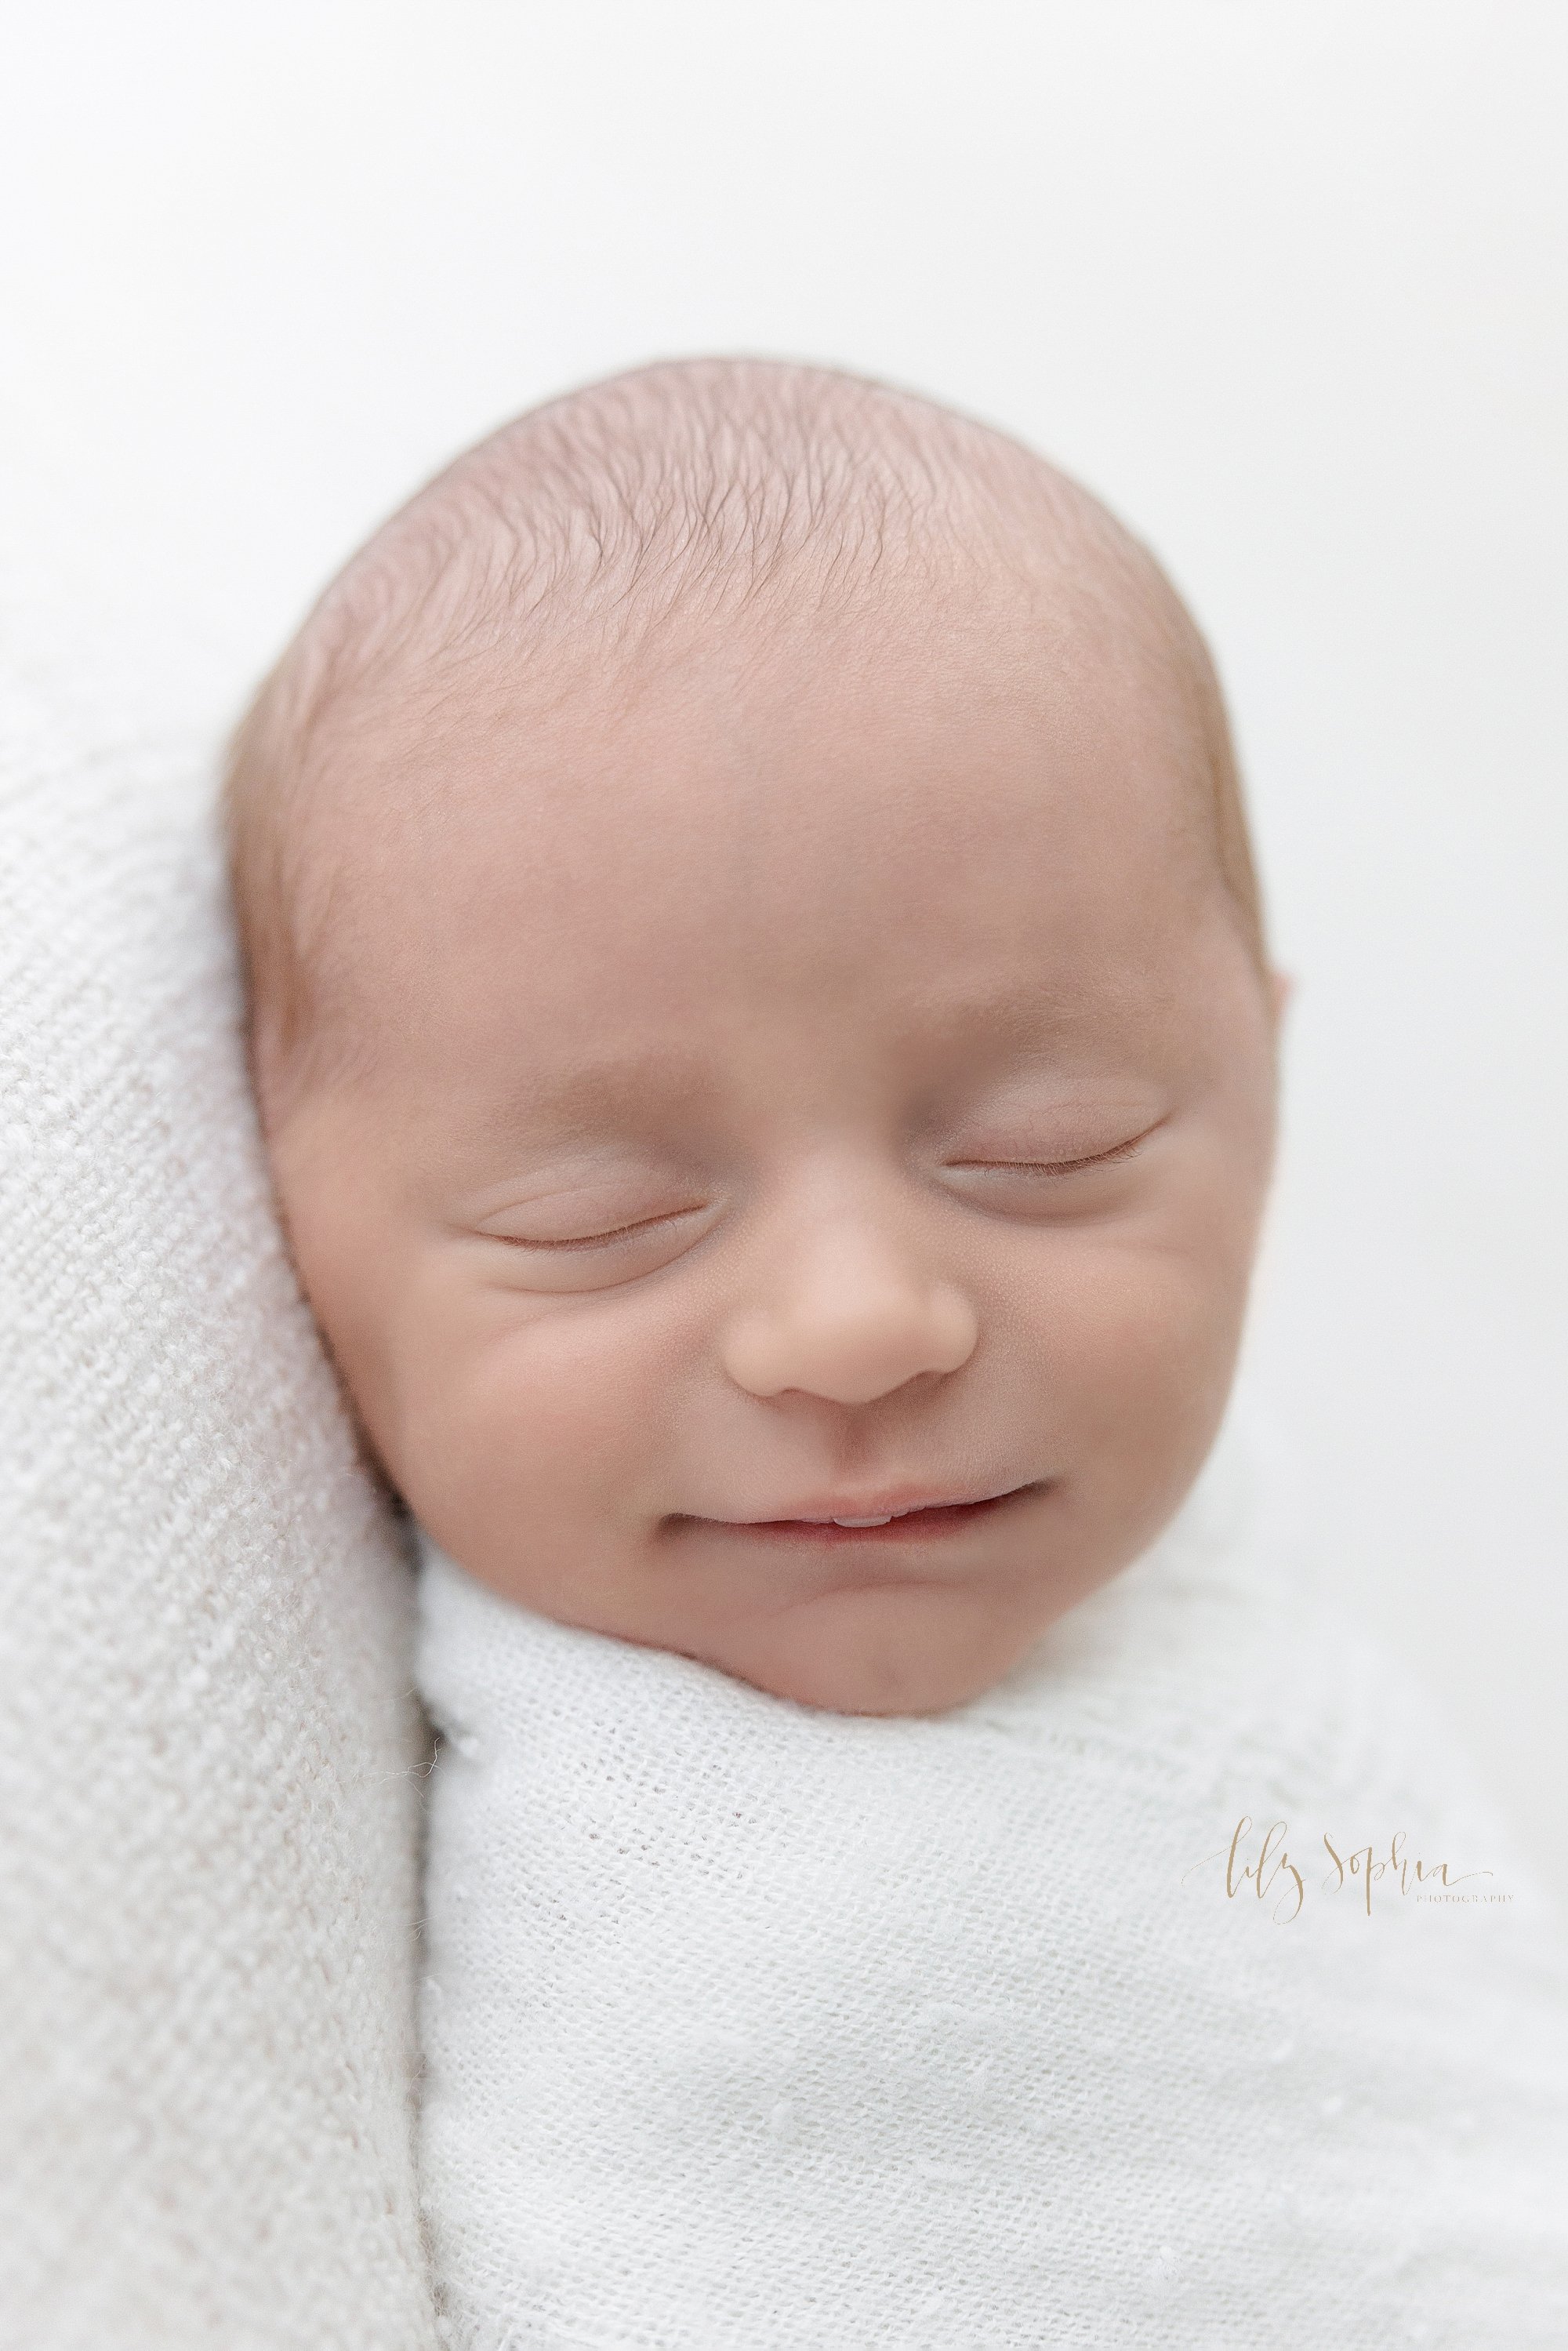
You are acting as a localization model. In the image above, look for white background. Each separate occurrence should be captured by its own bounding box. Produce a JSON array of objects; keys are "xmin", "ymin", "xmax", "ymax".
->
[{"xmin": 4, "ymin": 3, "xmax": 1563, "ymax": 1875}]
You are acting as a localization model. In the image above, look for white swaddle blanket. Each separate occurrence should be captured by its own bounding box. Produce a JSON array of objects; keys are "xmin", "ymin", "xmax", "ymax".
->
[{"xmin": 414, "ymin": 1414, "xmax": 1568, "ymax": 2349}]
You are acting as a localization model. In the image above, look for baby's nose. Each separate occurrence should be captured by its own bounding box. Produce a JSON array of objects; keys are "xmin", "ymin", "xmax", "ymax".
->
[{"xmin": 721, "ymin": 1264, "xmax": 978, "ymax": 1406}]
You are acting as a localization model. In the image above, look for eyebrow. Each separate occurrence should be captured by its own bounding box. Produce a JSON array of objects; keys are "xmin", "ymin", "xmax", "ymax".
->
[
  {"xmin": 472, "ymin": 1050, "xmax": 720, "ymax": 1144},
  {"xmin": 898, "ymin": 972, "xmax": 1159, "ymax": 1045}
]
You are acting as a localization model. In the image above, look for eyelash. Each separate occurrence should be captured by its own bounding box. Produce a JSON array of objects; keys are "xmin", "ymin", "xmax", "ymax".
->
[
  {"xmin": 492, "ymin": 1207, "xmax": 705, "ymax": 1253},
  {"xmin": 948, "ymin": 1133, "xmax": 1153, "ymax": 1177}
]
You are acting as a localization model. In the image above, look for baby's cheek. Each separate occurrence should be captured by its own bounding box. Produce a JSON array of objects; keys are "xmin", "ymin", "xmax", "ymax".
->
[
  {"xmin": 1019, "ymin": 1230, "xmax": 1250, "ymax": 1582},
  {"xmin": 414, "ymin": 1290, "xmax": 673, "ymax": 1523},
  {"xmin": 1014, "ymin": 1228, "xmax": 1245, "ymax": 1448}
]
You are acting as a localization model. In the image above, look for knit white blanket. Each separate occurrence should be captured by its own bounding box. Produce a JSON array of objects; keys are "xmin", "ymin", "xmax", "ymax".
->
[
  {"xmin": 0, "ymin": 642, "xmax": 437, "ymax": 2349},
  {"xmin": 415, "ymin": 1415, "xmax": 1568, "ymax": 2350}
]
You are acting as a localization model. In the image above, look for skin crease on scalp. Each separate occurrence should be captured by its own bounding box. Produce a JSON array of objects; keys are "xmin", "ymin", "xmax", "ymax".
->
[{"xmin": 232, "ymin": 360, "xmax": 1292, "ymax": 1717}]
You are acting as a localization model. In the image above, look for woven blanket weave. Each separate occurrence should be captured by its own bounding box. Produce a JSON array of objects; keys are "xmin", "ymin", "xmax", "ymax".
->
[{"xmin": 0, "ymin": 645, "xmax": 438, "ymax": 2350}]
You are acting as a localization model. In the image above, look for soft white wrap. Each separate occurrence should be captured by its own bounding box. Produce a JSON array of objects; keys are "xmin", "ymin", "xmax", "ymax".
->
[
  {"xmin": 416, "ymin": 1416, "xmax": 1568, "ymax": 2349},
  {"xmin": 0, "ymin": 631, "xmax": 438, "ymax": 2348}
]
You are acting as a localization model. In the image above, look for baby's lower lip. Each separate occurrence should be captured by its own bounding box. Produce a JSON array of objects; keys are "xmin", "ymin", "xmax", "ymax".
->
[{"xmin": 713, "ymin": 1486, "xmax": 1043, "ymax": 1543}]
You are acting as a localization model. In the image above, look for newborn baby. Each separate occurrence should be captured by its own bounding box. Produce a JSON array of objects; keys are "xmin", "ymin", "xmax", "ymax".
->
[
  {"xmin": 229, "ymin": 357, "xmax": 1285, "ymax": 1717},
  {"xmin": 225, "ymin": 362, "xmax": 1568, "ymax": 2346}
]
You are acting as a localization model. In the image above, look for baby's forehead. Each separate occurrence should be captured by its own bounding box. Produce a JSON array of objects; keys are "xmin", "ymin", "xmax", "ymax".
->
[
  {"xmin": 296, "ymin": 544, "xmax": 1225, "ymax": 1064},
  {"xmin": 321, "ymin": 551, "xmax": 1209, "ymax": 908},
  {"xmin": 312, "ymin": 608, "xmax": 1223, "ymax": 1088}
]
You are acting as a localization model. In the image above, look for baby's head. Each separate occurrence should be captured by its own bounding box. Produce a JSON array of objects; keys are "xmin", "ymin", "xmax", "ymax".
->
[{"xmin": 227, "ymin": 358, "xmax": 1286, "ymax": 1716}]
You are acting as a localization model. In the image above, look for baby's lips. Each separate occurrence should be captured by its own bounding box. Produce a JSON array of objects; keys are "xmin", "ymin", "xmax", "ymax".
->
[{"xmin": 687, "ymin": 1477, "xmax": 1050, "ymax": 1533}]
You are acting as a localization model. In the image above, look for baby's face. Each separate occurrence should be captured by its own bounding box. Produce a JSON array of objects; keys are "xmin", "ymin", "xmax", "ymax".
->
[{"xmin": 268, "ymin": 587, "xmax": 1283, "ymax": 1713}]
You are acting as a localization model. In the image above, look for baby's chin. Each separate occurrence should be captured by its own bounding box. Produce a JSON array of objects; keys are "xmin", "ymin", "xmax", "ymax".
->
[{"xmin": 675, "ymin": 1577, "xmax": 1059, "ymax": 1717}]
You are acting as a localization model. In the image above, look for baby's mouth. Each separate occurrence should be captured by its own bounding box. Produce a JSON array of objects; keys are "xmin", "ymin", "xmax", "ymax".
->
[{"xmin": 684, "ymin": 1481, "xmax": 1047, "ymax": 1544}]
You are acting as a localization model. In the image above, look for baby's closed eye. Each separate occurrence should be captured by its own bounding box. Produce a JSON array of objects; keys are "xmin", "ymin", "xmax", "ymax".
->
[
  {"xmin": 482, "ymin": 1203, "xmax": 711, "ymax": 1252},
  {"xmin": 936, "ymin": 1107, "xmax": 1170, "ymax": 1194},
  {"xmin": 463, "ymin": 1166, "xmax": 720, "ymax": 1290}
]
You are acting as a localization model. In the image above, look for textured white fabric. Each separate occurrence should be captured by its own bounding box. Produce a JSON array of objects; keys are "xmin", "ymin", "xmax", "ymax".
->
[
  {"xmin": 0, "ymin": 643, "xmax": 440, "ymax": 2348},
  {"xmin": 416, "ymin": 1411, "xmax": 1568, "ymax": 2349}
]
